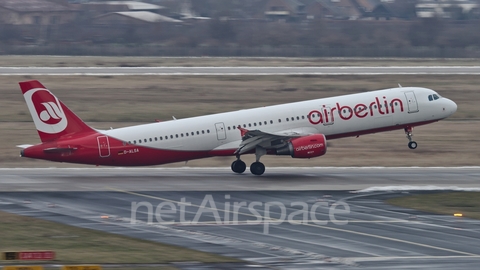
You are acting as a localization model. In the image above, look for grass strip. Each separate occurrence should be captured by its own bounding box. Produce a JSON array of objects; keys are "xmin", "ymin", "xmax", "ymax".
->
[
  {"xmin": 387, "ymin": 192, "xmax": 480, "ymax": 219},
  {"xmin": 0, "ymin": 211, "xmax": 239, "ymax": 265}
]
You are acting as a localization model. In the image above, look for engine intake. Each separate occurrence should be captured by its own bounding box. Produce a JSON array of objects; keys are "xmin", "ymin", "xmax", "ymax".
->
[{"xmin": 276, "ymin": 134, "xmax": 327, "ymax": 158}]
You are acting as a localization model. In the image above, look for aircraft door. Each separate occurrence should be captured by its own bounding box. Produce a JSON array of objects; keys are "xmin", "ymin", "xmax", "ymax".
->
[
  {"xmin": 97, "ymin": 135, "xmax": 111, "ymax": 158},
  {"xmin": 215, "ymin": 122, "xmax": 227, "ymax": 140},
  {"xmin": 404, "ymin": 91, "xmax": 419, "ymax": 113},
  {"xmin": 323, "ymin": 105, "xmax": 334, "ymax": 126}
]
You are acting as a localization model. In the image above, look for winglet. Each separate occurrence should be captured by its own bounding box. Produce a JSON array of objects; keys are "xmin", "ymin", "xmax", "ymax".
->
[{"xmin": 237, "ymin": 126, "xmax": 249, "ymax": 137}]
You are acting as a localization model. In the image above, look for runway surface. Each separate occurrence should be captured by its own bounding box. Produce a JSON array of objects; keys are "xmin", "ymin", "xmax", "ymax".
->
[
  {"xmin": 2, "ymin": 66, "xmax": 480, "ymax": 75},
  {"xmin": 1, "ymin": 167, "xmax": 480, "ymax": 269},
  {"xmin": 1, "ymin": 167, "xmax": 480, "ymax": 192}
]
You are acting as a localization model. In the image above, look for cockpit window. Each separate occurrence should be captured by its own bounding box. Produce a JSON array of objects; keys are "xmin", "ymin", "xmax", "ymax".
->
[{"xmin": 428, "ymin": 94, "xmax": 440, "ymax": 101}]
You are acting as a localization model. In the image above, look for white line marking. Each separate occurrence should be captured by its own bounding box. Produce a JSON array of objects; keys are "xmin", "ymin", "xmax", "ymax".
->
[
  {"xmin": 0, "ymin": 166, "xmax": 479, "ymax": 170},
  {"xmin": 2, "ymin": 73, "xmax": 480, "ymax": 76}
]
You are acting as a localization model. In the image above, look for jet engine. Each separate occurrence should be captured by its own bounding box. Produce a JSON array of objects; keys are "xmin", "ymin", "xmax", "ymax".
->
[{"xmin": 275, "ymin": 134, "xmax": 327, "ymax": 158}]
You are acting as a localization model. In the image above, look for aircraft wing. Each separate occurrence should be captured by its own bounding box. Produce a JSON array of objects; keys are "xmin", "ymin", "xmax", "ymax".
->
[{"xmin": 234, "ymin": 126, "xmax": 317, "ymax": 155}]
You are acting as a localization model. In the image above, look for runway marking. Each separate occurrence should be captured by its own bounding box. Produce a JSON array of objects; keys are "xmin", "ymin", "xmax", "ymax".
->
[
  {"xmin": 351, "ymin": 255, "xmax": 480, "ymax": 262},
  {"xmin": 153, "ymin": 220, "xmax": 413, "ymax": 226},
  {"xmin": 217, "ymin": 221, "xmax": 382, "ymax": 257},
  {"xmin": 107, "ymin": 187, "xmax": 479, "ymax": 257},
  {"xmin": 1, "ymin": 166, "xmax": 479, "ymax": 170},
  {"xmin": 3, "ymin": 73, "xmax": 480, "ymax": 76}
]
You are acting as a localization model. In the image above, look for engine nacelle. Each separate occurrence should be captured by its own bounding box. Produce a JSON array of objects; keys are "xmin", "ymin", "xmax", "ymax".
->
[{"xmin": 276, "ymin": 134, "xmax": 327, "ymax": 158}]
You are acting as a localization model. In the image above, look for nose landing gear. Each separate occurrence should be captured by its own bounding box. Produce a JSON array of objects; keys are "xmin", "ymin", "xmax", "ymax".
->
[{"xmin": 405, "ymin": 126, "xmax": 417, "ymax": 149}]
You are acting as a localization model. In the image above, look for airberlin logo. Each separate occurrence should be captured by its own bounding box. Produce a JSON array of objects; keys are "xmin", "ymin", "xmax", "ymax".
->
[
  {"xmin": 308, "ymin": 96, "xmax": 404, "ymax": 125},
  {"xmin": 24, "ymin": 88, "xmax": 68, "ymax": 134},
  {"xmin": 296, "ymin": 143, "xmax": 324, "ymax": 152},
  {"xmin": 39, "ymin": 102, "xmax": 63, "ymax": 124}
]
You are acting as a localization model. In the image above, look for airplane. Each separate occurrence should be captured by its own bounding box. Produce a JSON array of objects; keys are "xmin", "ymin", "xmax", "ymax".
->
[{"xmin": 18, "ymin": 80, "xmax": 457, "ymax": 175}]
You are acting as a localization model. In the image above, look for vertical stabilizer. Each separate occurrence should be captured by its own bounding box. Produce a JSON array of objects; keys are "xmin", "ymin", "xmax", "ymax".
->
[{"xmin": 19, "ymin": 80, "xmax": 95, "ymax": 142}]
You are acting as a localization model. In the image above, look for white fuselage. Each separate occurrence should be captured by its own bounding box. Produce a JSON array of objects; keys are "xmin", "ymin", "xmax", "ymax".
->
[{"xmin": 103, "ymin": 87, "xmax": 457, "ymax": 155}]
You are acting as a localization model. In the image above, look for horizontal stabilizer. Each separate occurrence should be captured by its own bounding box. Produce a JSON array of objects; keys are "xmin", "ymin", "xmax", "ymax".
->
[{"xmin": 16, "ymin": 144, "xmax": 33, "ymax": 149}]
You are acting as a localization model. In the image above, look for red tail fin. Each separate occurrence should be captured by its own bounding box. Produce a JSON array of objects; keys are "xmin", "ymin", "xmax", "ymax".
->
[{"xmin": 19, "ymin": 80, "xmax": 95, "ymax": 142}]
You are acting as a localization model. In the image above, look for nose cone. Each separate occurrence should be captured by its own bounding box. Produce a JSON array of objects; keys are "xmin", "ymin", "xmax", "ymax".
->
[{"xmin": 448, "ymin": 98, "xmax": 457, "ymax": 115}]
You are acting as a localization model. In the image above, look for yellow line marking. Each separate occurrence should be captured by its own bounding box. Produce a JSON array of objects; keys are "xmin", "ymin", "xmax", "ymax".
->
[{"xmin": 106, "ymin": 187, "xmax": 478, "ymax": 257}]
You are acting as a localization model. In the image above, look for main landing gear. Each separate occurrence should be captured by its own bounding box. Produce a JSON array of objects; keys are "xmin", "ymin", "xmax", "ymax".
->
[
  {"xmin": 231, "ymin": 146, "xmax": 266, "ymax": 176},
  {"xmin": 405, "ymin": 126, "xmax": 417, "ymax": 149},
  {"xmin": 231, "ymin": 158, "xmax": 246, "ymax": 174}
]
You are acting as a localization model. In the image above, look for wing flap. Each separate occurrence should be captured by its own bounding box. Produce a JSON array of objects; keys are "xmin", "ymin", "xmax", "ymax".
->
[{"xmin": 234, "ymin": 126, "xmax": 318, "ymax": 155}]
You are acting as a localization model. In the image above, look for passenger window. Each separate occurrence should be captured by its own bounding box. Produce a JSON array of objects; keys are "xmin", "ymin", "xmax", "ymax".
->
[
  {"xmin": 264, "ymin": 121, "xmax": 267, "ymax": 125},
  {"xmin": 170, "ymin": 135, "xmax": 173, "ymax": 139},
  {"xmin": 286, "ymin": 118, "xmax": 289, "ymax": 122},
  {"xmin": 149, "ymin": 138, "xmax": 152, "ymax": 142},
  {"xmin": 202, "ymin": 130, "xmax": 205, "ymax": 134},
  {"xmin": 181, "ymin": 133, "xmax": 184, "ymax": 137},
  {"xmin": 144, "ymin": 139, "xmax": 147, "ymax": 143},
  {"xmin": 254, "ymin": 123, "xmax": 257, "ymax": 126},
  {"xmin": 207, "ymin": 130, "xmax": 210, "ymax": 133},
  {"xmin": 197, "ymin": 131, "xmax": 200, "ymax": 135},
  {"xmin": 278, "ymin": 119, "xmax": 281, "ymax": 123},
  {"xmin": 270, "ymin": 120, "xmax": 273, "ymax": 124},
  {"xmin": 160, "ymin": 136, "xmax": 163, "ymax": 140},
  {"xmin": 191, "ymin": 132, "xmax": 194, "ymax": 135},
  {"xmin": 133, "ymin": 140, "xmax": 136, "ymax": 144}
]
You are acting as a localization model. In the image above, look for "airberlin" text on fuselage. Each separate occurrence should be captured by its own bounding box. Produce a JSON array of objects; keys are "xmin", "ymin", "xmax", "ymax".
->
[
  {"xmin": 308, "ymin": 96, "xmax": 404, "ymax": 125},
  {"xmin": 296, "ymin": 143, "xmax": 324, "ymax": 152}
]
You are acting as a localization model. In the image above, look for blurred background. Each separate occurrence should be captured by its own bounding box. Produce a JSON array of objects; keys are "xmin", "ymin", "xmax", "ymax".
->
[{"xmin": 1, "ymin": 0, "xmax": 480, "ymax": 57}]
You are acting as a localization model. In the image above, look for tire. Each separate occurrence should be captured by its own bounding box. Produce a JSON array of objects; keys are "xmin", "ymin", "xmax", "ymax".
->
[
  {"xmin": 250, "ymin": 162, "xmax": 265, "ymax": 176},
  {"xmin": 231, "ymin": 160, "xmax": 246, "ymax": 174},
  {"xmin": 408, "ymin": 141, "xmax": 417, "ymax": 150}
]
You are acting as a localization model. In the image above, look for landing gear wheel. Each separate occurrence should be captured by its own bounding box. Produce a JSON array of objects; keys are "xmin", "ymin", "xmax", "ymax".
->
[
  {"xmin": 250, "ymin": 162, "xmax": 265, "ymax": 176},
  {"xmin": 404, "ymin": 126, "xmax": 417, "ymax": 150},
  {"xmin": 408, "ymin": 141, "xmax": 417, "ymax": 150},
  {"xmin": 231, "ymin": 160, "xmax": 246, "ymax": 174}
]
